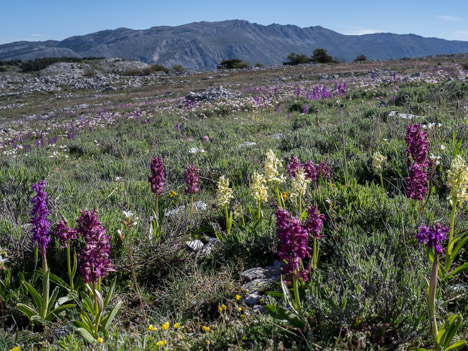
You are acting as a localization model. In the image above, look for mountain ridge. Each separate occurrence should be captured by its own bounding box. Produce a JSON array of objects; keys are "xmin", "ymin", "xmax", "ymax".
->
[{"xmin": 1, "ymin": 20, "xmax": 468, "ymax": 70}]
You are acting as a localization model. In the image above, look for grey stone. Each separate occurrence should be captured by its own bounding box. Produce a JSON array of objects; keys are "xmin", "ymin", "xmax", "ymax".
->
[
  {"xmin": 240, "ymin": 266, "xmax": 281, "ymax": 282},
  {"xmin": 388, "ymin": 111, "xmax": 422, "ymax": 120},
  {"xmin": 186, "ymin": 240, "xmax": 204, "ymax": 251},
  {"xmin": 253, "ymin": 305, "xmax": 267, "ymax": 314},
  {"xmin": 165, "ymin": 201, "xmax": 207, "ymax": 217},
  {"xmin": 245, "ymin": 292, "xmax": 261, "ymax": 306},
  {"xmin": 185, "ymin": 85, "xmax": 234, "ymax": 102},
  {"xmin": 237, "ymin": 142, "xmax": 256, "ymax": 149},
  {"xmin": 270, "ymin": 133, "xmax": 283, "ymax": 140},
  {"xmin": 241, "ymin": 278, "xmax": 277, "ymax": 293}
]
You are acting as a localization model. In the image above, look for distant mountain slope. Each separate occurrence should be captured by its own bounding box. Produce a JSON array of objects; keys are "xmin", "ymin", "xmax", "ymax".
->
[{"xmin": 1, "ymin": 20, "xmax": 468, "ymax": 70}]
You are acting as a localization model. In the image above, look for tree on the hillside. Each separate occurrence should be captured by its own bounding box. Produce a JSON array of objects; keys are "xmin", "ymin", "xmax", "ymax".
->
[
  {"xmin": 311, "ymin": 48, "xmax": 334, "ymax": 63},
  {"xmin": 217, "ymin": 59, "xmax": 250, "ymax": 69},
  {"xmin": 283, "ymin": 52, "xmax": 312, "ymax": 66},
  {"xmin": 353, "ymin": 54, "xmax": 367, "ymax": 62}
]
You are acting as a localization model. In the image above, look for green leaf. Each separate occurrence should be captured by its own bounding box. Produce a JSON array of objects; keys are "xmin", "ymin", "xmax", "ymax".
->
[
  {"xmin": 48, "ymin": 287, "xmax": 60, "ymax": 310},
  {"xmin": 265, "ymin": 304, "xmax": 305, "ymax": 329},
  {"xmin": 72, "ymin": 320, "xmax": 89, "ymax": 330},
  {"xmin": 446, "ymin": 340, "xmax": 467, "ymax": 350},
  {"xmin": 31, "ymin": 315, "xmax": 45, "ymax": 325},
  {"xmin": 102, "ymin": 301, "xmax": 122, "ymax": 330},
  {"xmin": 446, "ymin": 235, "xmax": 468, "ymax": 271},
  {"xmin": 441, "ymin": 315, "xmax": 462, "ymax": 347},
  {"xmin": 76, "ymin": 327, "xmax": 97, "ymax": 344},
  {"xmin": 265, "ymin": 291, "xmax": 284, "ymax": 298},
  {"xmin": 446, "ymin": 262, "xmax": 468, "ymax": 280},
  {"xmin": 46, "ymin": 304, "xmax": 76, "ymax": 321},
  {"xmin": 103, "ymin": 276, "xmax": 117, "ymax": 308},
  {"xmin": 17, "ymin": 303, "xmax": 38, "ymax": 320},
  {"xmin": 22, "ymin": 281, "xmax": 43, "ymax": 310},
  {"xmin": 49, "ymin": 272, "xmax": 70, "ymax": 291}
]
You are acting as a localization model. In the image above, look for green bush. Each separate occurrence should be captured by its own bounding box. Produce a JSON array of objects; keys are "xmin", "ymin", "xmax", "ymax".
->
[{"xmin": 217, "ymin": 59, "xmax": 250, "ymax": 69}]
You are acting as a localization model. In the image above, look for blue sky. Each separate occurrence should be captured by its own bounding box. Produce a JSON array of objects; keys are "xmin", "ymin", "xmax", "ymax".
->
[{"xmin": 1, "ymin": 0, "xmax": 468, "ymax": 44}]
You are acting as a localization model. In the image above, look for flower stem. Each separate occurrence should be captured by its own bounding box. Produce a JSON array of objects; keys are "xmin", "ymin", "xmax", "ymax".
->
[
  {"xmin": 292, "ymin": 276, "xmax": 302, "ymax": 315},
  {"xmin": 379, "ymin": 173, "xmax": 383, "ymax": 188},
  {"xmin": 189, "ymin": 194, "xmax": 194, "ymax": 217},
  {"xmin": 41, "ymin": 248, "xmax": 49, "ymax": 319},
  {"xmin": 275, "ymin": 183, "xmax": 282, "ymax": 208},
  {"xmin": 428, "ymin": 252, "xmax": 439, "ymax": 344},
  {"xmin": 225, "ymin": 204, "xmax": 230, "ymax": 235},
  {"xmin": 127, "ymin": 227, "xmax": 147, "ymax": 323},
  {"xmin": 257, "ymin": 201, "xmax": 261, "ymax": 221},
  {"xmin": 447, "ymin": 201, "xmax": 457, "ymax": 254},
  {"xmin": 66, "ymin": 242, "xmax": 74, "ymax": 293},
  {"xmin": 313, "ymin": 238, "xmax": 319, "ymax": 269}
]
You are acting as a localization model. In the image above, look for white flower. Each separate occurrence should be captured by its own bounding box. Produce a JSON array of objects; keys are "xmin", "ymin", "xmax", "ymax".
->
[
  {"xmin": 441, "ymin": 145, "xmax": 446, "ymax": 150},
  {"xmin": 429, "ymin": 154, "xmax": 441, "ymax": 165},
  {"xmin": 123, "ymin": 210, "xmax": 133, "ymax": 219}
]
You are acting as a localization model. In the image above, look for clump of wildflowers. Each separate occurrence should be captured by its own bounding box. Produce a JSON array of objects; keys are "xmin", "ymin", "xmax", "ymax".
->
[
  {"xmin": 304, "ymin": 204, "xmax": 326, "ymax": 239},
  {"xmin": 290, "ymin": 169, "xmax": 310, "ymax": 200},
  {"xmin": 372, "ymin": 152, "xmax": 386, "ymax": 173},
  {"xmin": 446, "ymin": 155, "xmax": 468, "ymax": 206},
  {"xmin": 54, "ymin": 219, "xmax": 77, "ymax": 249},
  {"xmin": 275, "ymin": 208, "xmax": 311, "ymax": 282},
  {"xmin": 406, "ymin": 124, "xmax": 428, "ymax": 166},
  {"xmin": 405, "ymin": 124, "xmax": 428, "ymax": 201},
  {"xmin": 250, "ymin": 171, "xmax": 268, "ymax": 204},
  {"xmin": 184, "ymin": 165, "xmax": 199, "ymax": 195},
  {"xmin": 406, "ymin": 164, "xmax": 427, "ymax": 201},
  {"xmin": 416, "ymin": 223, "xmax": 449, "ymax": 254},
  {"xmin": 287, "ymin": 155, "xmax": 301, "ymax": 178},
  {"xmin": 265, "ymin": 149, "xmax": 286, "ymax": 206},
  {"xmin": 286, "ymin": 154, "xmax": 330, "ymax": 182},
  {"xmin": 264, "ymin": 149, "xmax": 285, "ymax": 184},
  {"xmin": 216, "ymin": 176, "xmax": 233, "ymax": 207},
  {"xmin": 148, "ymin": 157, "xmax": 165, "ymax": 195},
  {"xmin": 31, "ymin": 181, "xmax": 51, "ymax": 251},
  {"xmin": 77, "ymin": 209, "xmax": 114, "ymax": 284},
  {"xmin": 217, "ymin": 176, "xmax": 234, "ymax": 235},
  {"xmin": 290, "ymin": 169, "xmax": 311, "ymax": 214}
]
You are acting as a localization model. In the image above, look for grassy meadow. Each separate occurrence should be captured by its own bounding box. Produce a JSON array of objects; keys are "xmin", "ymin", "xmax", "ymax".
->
[{"xmin": 0, "ymin": 56, "xmax": 467, "ymax": 350}]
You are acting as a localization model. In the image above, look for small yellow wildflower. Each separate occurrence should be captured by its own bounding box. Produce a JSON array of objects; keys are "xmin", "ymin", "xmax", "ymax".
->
[
  {"xmin": 9, "ymin": 347, "xmax": 20, "ymax": 351},
  {"xmin": 241, "ymin": 314, "xmax": 246, "ymax": 320},
  {"xmin": 173, "ymin": 322, "xmax": 181, "ymax": 329},
  {"xmin": 238, "ymin": 307, "xmax": 243, "ymax": 312},
  {"xmin": 221, "ymin": 304, "xmax": 227, "ymax": 310},
  {"xmin": 218, "ymin": 306, "xmax": 223, "ymax": 312},
  {"xmin": 156, "ymin": 340, "xmax": 167, "ymax": 348},
  {"xmin": 202, "ymin": 326, "xmax": 210, "ymax": 332},
  {"xmin": 97, "ymin": 338, "xmax": 104, "ymax": 344},
  {"xmin": 235, "ymin": 294, "xmax": 241, "ymax": 301},
  {"xmin": 161, "ymin": 322, "xmax": 170, "ymax": 331},
  {"xmin": 282, "ymin": 191, "xmax": 288, "ymax": 201},
  {"xmin": 169, "ymin": 190, "xmax": 177, "ymax": 198},
  {"xmin": 148, "ymin": 324, "xmax": 157, "ymax": 331}
]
